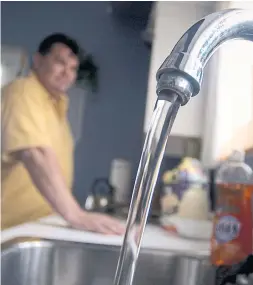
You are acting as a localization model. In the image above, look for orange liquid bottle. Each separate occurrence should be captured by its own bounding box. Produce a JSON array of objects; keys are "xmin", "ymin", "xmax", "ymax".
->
[{"xmin": 211, "ymin": 150, "xmax": 253, "ymax": 266}]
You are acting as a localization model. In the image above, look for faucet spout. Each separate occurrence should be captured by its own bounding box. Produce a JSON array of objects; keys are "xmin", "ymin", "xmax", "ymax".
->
[{"xmin": 156, "ymin": 9, "xmax": 253, "ymax": 105}]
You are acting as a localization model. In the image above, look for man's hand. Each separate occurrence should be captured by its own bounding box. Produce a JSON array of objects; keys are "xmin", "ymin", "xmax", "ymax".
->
[{"xmin": 69, "ymin": 211, "xmax": 126, "ymax": 235}]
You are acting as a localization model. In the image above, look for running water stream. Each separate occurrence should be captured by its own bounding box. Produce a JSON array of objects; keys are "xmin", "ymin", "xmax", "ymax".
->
[{"xmin": 114, "ymin": 97, "xmax": 181, "ymax": 285}]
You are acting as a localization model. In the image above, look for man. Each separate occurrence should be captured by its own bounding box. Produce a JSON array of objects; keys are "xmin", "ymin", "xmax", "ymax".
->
[{"xmin": 1, "ymin": 33, "xmax": 125, "ymax": 235}]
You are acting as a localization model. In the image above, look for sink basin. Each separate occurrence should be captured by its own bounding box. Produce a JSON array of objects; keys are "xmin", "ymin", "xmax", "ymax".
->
[{"xmin": 1, "ymin": 237, "xmax": 215, "ymax": 285}]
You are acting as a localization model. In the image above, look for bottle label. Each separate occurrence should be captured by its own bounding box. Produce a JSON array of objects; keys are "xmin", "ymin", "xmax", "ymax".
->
[{"xmin": 215, "ymin": 215, "xmax": 241, "ymax": 243}]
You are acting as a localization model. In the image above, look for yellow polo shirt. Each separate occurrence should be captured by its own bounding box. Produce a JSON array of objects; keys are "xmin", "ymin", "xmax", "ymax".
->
[{"xmin": 1, "ymin": 72, "xmax": 74, "ymax": 229}]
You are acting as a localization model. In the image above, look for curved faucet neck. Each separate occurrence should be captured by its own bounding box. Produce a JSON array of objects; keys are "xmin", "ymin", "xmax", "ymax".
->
[{"xmin": 156, "ymin": 9, "xmax": 253, "ymax": 104}]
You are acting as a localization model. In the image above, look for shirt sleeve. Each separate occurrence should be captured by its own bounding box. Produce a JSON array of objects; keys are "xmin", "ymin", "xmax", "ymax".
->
[{"xmin": 1, "ymin": 81, "xmax": 52, "ymax": 163}]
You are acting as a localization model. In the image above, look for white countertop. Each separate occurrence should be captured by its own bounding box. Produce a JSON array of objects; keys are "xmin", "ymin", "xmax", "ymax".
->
[{"xmin": 1, "ymin": 215, "xmax": 210, "ymax": 256}]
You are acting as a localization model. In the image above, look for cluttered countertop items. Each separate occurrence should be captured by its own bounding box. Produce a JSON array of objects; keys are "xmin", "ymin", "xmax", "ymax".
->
[
  {"xmin": 1, "ymin": 159, "xmax": 213, "ymax": 254},
  {"xmin": 83, "ymin": 156, "xmax": 214, "ymax": 241},
  {"xmin": 1, "ymin": 157, "xmax": 214, "ymax": 255},
  {"xmin": 159, "ymin": 157, "xmax": 213, "ymax": 240},
  {"xmin": 159, "ymin": 152, "xmax": 253, "ymax": 285}
]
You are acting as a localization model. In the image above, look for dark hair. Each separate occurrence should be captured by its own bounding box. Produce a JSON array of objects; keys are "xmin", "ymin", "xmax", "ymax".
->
[
  {"xmin": 37, "ymin": 33, "xmax": 80, "ymax": 56},
  {"xmin": 37, "ymin": 33, "xmax": 98, "ymax": 91}
]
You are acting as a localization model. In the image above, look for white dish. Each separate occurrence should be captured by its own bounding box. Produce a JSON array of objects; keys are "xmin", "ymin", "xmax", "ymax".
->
[{"xmin": 160, "ymin": 215, "xmax": 213, "ymax": 240}]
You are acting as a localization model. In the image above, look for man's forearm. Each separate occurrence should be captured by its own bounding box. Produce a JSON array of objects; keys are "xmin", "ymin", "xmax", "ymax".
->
[{"xmin": 18, "ymin": 147, "xmax": 83, "ymax": 223}]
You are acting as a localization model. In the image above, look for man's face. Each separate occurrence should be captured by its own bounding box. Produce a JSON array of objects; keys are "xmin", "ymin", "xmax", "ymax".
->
[{"xmin": 34, "ymin": 43, "xmax": 79, "ymax": 94}]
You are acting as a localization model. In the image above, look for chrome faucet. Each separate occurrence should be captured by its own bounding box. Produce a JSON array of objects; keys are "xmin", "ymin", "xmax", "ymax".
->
[
  {"xmin": 114, "ymin": 9, "xmax": 253, "ymax": 285},
  {"xmin": 156, "ymin": 8, "xmax": 253, "ymax": 104}
]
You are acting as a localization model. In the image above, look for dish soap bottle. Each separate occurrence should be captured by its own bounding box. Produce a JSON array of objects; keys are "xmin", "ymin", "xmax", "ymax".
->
[{"xmin": 211, "ymin": 150, "xmax": 253, "ymax": 266}]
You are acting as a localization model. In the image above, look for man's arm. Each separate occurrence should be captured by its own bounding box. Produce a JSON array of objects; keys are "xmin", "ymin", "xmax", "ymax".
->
[
  {"xmin": 18, "ymin": 147, "xmax": 83, "ymax": 224},
  {"xmin": 17, "ymin": 147, "xmax": 125, "ymax": 235}
]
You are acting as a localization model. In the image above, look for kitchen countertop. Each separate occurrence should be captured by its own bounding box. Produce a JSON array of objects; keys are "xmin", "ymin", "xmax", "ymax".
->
[{"xmin": 1, "ymin": 214, "xmax": 210, "ymax": 256}]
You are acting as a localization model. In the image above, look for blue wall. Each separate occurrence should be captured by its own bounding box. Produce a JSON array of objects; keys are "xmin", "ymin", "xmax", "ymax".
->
[{"xmin": 2, "ymin": 1, "xmax": 151, "ymax": 204}]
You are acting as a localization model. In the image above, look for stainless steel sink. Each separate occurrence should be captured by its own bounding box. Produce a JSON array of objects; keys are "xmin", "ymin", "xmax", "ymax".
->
[{"xmin": 1, "ymin": 237, "xmax": 215, "ymax": 285}]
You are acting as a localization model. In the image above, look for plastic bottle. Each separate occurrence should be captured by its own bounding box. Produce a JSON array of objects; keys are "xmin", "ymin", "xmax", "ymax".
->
[{"xmin": 211, "ymin": 150, "xmax": 253, "ymax": 266}]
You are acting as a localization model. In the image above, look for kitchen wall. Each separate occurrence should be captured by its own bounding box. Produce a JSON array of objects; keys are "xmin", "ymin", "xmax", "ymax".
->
[{"xmin": 1, "ymin": 1, "xmax": 151, "ymax": 203}]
